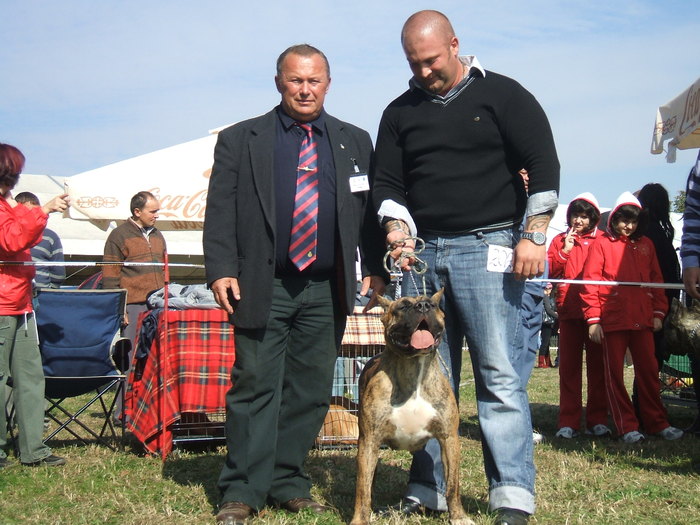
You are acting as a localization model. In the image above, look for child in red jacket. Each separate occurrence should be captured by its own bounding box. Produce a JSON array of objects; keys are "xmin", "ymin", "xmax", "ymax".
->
[
  {"xmin": 581, "ymin": 192, "xmax": 682, "ymax": 443},
  {"xmin": 547, "ymin": 193, "xmax": 609, "ymax": 439}
]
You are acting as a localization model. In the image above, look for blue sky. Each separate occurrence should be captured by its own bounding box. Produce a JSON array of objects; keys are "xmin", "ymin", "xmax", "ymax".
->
[{"xmin": 1, "ymin": 0, "xmax": 699, "ymax": 208}]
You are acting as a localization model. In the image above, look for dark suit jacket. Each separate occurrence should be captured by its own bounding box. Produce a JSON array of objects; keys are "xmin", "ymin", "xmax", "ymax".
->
[{"xmin": 203, "ymin": 107, "xmax": 386, "ymax": 329}]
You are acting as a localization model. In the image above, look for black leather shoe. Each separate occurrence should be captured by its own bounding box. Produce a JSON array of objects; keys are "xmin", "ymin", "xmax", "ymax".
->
[
  {"xmin": 0, "ymin": 457, "xmax": 10, "ymax": 468},
  {"xmin": 376, "ymin": 498, "xmax": 442, "ymax": 517},
  {"xmin": 215, "ymin": 501, "xmax": 254, "ymax": 525},
  {"xmin": 279, "ymin": 497, "xmax": 330, "ymax": 513},
  {"xmin": 494, "ymin": 507, "xmax": 530, "ymax": 525},
  {"xmin": 22, "ymin": 454, "xmax": 66, "ymax": 467}
]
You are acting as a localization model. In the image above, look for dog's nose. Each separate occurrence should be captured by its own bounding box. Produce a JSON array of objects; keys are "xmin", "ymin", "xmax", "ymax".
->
[{"xmin": 415, "ymin": 299, "xmax": 431, "ymax": 313}]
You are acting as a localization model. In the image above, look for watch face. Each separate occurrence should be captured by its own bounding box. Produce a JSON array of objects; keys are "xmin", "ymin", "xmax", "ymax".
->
[{"xmin": 524, "ymin": 231, "xmax": 546, "ymax": 245}]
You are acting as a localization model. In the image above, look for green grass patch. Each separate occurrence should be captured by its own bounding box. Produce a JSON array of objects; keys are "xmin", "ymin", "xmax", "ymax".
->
[{"xmin": 1, "ymin": 364, "xmax": 699, "ymax": 524}]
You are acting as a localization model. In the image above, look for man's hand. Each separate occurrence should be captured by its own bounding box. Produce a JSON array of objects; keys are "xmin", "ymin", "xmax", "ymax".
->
[
  {"xmin": 514, "ymin": 212, "xmax": 551, "ymax": 280},
  {"xmin": 588, "ymin": 323, "xmax": 603, "ymax": 344},
  {"xmin": 519, "ymin": 169, "xmax": 529, "ymax": 193},
  {"xmin": 360, "ymin": 275, "xmax": 387, "ymax": 312},
  {"xmin": 512, "ymin": 240, "xmax": 545, "ymax": 280},
  {"xmin": 211, "ymin": 277, "xmax": 240, "ymax": 314},
  {"xmin": 683, "ymin": 267, "xmax": 700, "ymax": 300},
  {"xmin": 652, "ymin": 318, "xmax": 663, "ymax": 332},
  {"xmin": 384, "ymin": 219, "xmax": 415, "ymax": 271}
]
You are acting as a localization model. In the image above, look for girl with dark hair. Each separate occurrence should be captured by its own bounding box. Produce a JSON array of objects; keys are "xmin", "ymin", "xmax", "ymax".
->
[
  {"xmin": 635, "ymin": 183, "xmax": 681, "ymax": 414},
  {"xmin": 581, "ymin": 192, "xmax": 682, "ymax": 443},
  {"xmin": 548, "ymin": 193, "xmax": 610, "ymax": 438},
  {"xmin": 0, "ymin": 143, "xmax": 69, "ymax": 467},
  {"xmin": 637, "ymin": 183, "xmax": 680, "ymax": 309}
]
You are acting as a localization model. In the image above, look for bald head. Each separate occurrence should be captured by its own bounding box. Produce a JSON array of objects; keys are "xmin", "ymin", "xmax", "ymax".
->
[
  {"xmin": 400, "ymin": 10, "xmax": 463, "ymax": 96},
  {"xmin": 401, "ymin": 10, "xmax": 455, "ymax": 47}
]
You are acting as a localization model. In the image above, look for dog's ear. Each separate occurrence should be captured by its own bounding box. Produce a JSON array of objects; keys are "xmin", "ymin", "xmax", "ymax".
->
[
  {"xmin": 430, "ymin": 288, "xmax": 445, "ymax": 306},
  {"xmin": 692, "ymin": 298, "xmax": 700, "ymax": 313},
  {"xmin": 377, "ymin": 294, "xmax": 392, "ymax": 311},
  {"xmin": 670, "ymin": 297, "xmax": 680, "ymax": 317}
]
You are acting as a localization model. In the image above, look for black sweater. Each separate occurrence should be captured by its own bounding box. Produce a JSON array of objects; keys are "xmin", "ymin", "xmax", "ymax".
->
[{"xmin": 372, "ymin": 70, "xmax": 560, "ymax": 234}]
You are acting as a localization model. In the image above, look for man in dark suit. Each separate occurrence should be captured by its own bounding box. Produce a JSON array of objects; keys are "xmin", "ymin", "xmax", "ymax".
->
[{"xmin": 203, "ymin": 44, "xmax": 386, "ymax": 525}]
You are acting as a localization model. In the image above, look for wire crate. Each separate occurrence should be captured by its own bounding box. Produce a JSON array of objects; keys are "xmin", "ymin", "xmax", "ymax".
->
[
  {"xmin": 660, "ymin": 353, "xmax": 696, "ymax": 407},
  {"xmin": 171, "ymin": 411, "xmax": 226, "ymax": 447},
  {"xmin": 316, "ymin": 346, "xmax": 383, "ymax": 448}
]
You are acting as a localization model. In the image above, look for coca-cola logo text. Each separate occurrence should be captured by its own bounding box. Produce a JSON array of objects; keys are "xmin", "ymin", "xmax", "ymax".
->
[
  {"xmin": 680, "ymin": 82, "xmax": 700, "ymax": 137},
  {"xmin": 149, "ymin": 188, "xmax": 208, "ymax": 220}
]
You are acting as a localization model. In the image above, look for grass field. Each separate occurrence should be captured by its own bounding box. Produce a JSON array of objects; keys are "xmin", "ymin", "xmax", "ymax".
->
[{"xmin": 1, "ymin": 363, "xmax": 699, "ymax": 525}]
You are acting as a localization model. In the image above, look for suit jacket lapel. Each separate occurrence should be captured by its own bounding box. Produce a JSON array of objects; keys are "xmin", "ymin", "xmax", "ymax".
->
[{"xmin": 249, "ymin": 111, "xmax": 277, "ymax": 232}]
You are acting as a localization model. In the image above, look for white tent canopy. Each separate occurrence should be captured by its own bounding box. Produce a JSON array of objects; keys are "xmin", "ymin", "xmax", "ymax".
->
[
  {"xmin": 14, "ymin": 173, "xmax": 205, "ymax": 257},
  {"xmin": 65, "ymin": 132, "xmax": 219, "ymax": 223},
  {"xmin": 651, "ymin": 76, "xmax": 700, "ymax": 162}
]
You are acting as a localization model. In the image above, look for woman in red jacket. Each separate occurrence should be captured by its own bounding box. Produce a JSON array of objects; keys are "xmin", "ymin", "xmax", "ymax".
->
[
  {"xmin": 0, "ymin": 143, "xmax": 69, "ymax": 467},
  {"xmin": 548, "ymin": 193, "xmax": 610, "ymax": 438},
  {"xmin": 581, "ymin": 192, "xmax": 682, "ymax": 443}
]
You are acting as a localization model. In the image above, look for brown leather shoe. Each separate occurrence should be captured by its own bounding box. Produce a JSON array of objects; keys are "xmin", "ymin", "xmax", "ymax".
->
[
  {"xmin": 215, "ymin": 501, "xmax": 254, "ymax": 525},
  {"xmin": 279, "ymin": 497, "xmax": 330, "ymax": 514}
]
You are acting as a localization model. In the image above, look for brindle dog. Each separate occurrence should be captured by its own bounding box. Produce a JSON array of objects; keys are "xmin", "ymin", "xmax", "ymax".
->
[
  {"xmin": 665, "ymin": 297, "xmax": 700, "ymax": 357},
  {"xmin": 350, "ymin": 290, "xmax": 473, "ymax": 525}
]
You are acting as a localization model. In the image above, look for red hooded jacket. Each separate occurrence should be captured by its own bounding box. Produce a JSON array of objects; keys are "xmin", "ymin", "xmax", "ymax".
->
[
  {"xmin": 548, "ymin": 227, "xmax": 601, "ymax": 320},
  {"xmin": 0, "ymin": 196, "xmax": 47, "ymax": 315},
  {"xmin": 581, "ymin": 233, "xmax": 667, "ymax": 331}
]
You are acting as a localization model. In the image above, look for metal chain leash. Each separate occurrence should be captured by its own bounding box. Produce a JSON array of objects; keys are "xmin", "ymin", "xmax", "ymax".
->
[{"xmin": 383, "ymin": 236, "xmax": 428, "ymax": 299}]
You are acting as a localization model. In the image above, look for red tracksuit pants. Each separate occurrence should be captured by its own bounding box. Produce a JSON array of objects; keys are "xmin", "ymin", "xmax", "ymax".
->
[
  {"xmin": 557, "ymin": 319, "xmax": 608, "ymax": 430},
  {"xmin": 602, "ymin": 329, "xmax": 669, "ymax": 435}
]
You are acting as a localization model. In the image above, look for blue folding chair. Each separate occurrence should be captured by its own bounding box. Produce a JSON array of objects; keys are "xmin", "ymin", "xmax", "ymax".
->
[{"xmin": 34, "ymin": 288, "xmax": 131, "ymax": 451}]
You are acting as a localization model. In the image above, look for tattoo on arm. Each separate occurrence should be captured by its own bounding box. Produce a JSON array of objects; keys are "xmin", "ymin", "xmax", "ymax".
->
[
  {"xmin": 384, "ymin": 219, "xmax": 410, "ymax": 235},
  {"xmin": 525, "ymin": 213, "xmax": 553, "ymax": 231}
]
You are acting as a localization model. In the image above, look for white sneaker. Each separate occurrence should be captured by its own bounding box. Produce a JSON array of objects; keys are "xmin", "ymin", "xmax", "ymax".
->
[
  {"xmin": 555, "ymin": 427, "xmax": 578, "ymax": 439},
  {"xmin": 622, "ymin": 430, "xmax": 645, "ymax": 443},
  {"xmin": 657, "ymin": 426, "xmax": 684, "ymax": 440},
  {"xmin": 532, "ymin": 431, "xmax": 544, "ymax": 445},
  {"xmin": 586, "ymin": 424, "xmax": 612, "ymax": 437}
]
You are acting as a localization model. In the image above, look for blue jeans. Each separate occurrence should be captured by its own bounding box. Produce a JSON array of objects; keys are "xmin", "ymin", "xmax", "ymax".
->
[
  {"xmin": 518, "ymin": 283, "xmax": 544, "ymax": 386},
  {"xmin": 403, "ymin": 229, "xmax": 536, "ymax": 514}
]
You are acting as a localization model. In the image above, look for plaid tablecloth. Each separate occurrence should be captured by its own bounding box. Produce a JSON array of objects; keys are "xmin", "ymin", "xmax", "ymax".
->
[
  {"xmin": 124, "ymin": 309, "xmax": 235, "ymax": 456},
  {"xmin": 124, "ymin": 307, "xmax": 384, "ymax": 456},
  {"xmin": 341, "ymin": 306, "xmax": 385, "ymax": 346}
]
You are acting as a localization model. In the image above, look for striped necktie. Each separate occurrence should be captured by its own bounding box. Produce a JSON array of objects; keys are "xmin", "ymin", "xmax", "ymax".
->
[{"xmin": 289, "ymin": 123, "xmax": 319, "ymax": 270}]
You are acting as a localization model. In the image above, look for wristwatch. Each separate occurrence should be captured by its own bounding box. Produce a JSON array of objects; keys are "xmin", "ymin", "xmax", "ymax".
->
[{"xmin": 521, "ymin": 231, "xmax": 546, "ymax": 246}]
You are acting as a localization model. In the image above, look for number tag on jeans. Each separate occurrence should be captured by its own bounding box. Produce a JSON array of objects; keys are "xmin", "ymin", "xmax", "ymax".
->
[{"xmin": 487, "ymin": 244, "xmax": 513, "ymax": 273}]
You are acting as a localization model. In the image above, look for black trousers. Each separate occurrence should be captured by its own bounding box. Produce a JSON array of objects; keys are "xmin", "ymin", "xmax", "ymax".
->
[{"xmin": 218, "ymin": 275, "xmax": 345, "ymax": 509}]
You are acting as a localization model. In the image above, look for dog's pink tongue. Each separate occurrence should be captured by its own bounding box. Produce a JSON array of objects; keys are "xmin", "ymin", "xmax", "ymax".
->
[{"xmin": 411, "ymin": 330, "xmax": 434, "ymax": 349}]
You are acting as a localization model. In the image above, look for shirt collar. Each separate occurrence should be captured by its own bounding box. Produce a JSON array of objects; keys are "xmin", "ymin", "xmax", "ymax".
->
[
  {"xmin": 128, "ymin": 217, "xmax": 154, "ymax": 236},
  {"xmin": 409, "ymin": 55, "xmax": 486, "ymax": 103},
  {"xmin": 277, "ymin": 105, "xmax": 326, "ymax": 135}
]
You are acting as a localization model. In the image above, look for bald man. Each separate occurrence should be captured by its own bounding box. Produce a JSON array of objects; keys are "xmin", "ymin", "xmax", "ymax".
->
[{"xmin": 371, "ymin": 10, "xmax": 560, "ymax": 525}]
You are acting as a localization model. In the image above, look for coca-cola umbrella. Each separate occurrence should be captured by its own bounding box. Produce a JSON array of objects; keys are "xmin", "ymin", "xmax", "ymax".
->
[{"xmin": 651, "ymin": 76, "xmax": 700, "ymax": 162}]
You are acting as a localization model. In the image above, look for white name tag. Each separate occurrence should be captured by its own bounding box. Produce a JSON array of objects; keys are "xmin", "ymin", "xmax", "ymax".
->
[
  {"xmin": 349, "ymin": 174, "xmax": 370, "ymax": 193},
  {"xmin": 487, "ymin": 244, "xmax": 513, "ymax": 273}
]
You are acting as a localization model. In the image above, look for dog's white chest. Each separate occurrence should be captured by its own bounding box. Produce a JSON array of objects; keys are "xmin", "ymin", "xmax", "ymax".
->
[{"xmin": 388, "ymin": 390, "xmax": 437, "ymax": 449}]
